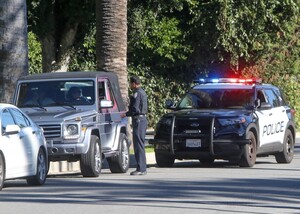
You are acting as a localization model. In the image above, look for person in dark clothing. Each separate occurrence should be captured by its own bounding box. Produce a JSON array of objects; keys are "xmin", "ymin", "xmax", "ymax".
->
[{"xmin": 123, "ymin": 76, "xmax": 148, "ymax": 175}]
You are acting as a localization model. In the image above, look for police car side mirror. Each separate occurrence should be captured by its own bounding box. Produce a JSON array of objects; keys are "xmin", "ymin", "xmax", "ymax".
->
[{"xmin": 165, "ymin": 99, "xmax": 176, "ymax": 109}]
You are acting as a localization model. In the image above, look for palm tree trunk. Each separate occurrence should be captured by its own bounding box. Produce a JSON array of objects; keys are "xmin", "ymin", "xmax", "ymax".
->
[
  {"xmin": 95, "ymin": 0, "xmax": 128, "ymax": 106},
  {"xmin": 0, "ymin": 0, "xmax": 28, "ymax": 103}
]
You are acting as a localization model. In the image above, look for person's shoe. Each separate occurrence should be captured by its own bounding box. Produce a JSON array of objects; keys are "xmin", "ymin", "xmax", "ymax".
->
[{"xmin": 130, "ymin": 170, "xmax": 147, "ymax": 175}]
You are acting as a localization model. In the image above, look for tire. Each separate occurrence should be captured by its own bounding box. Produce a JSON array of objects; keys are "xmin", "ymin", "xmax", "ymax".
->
[
  {"xmin": 239, "ymin": 131, "xmax": 257, "ymax": 167},
  {"xmin": 275, "ymin": 129, "xmax": 294, "ymax": 163},
  {"xmin": 199, "ymin": 157, "xmax": 215, "ymax": 164},
  {"xmin": 27, "ymin": 149, "xmax": 47, "ymax": 186},
  {"xmin": 80, "ymin": 135, "xmax": 102, "ymax": 177},
  {"xmin": 155, "ymin": 151, "xmax": 175, "ymax": 167},
  {"xmin": 107, "ymin": 133, "xmax": 130, "ymax": 173},
  {"xmin": 0, "ymin": 153, "xmax": 4, "ymax": 191}
]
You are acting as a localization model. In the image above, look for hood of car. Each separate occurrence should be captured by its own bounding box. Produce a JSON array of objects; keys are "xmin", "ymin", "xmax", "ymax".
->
[
  {"xmin": 24, "ymin": 109, "xmax": 97, "ymax": 123},
  {"xmin": 166, "ymin": 108, "xmax": 251, "ymax": 118}
]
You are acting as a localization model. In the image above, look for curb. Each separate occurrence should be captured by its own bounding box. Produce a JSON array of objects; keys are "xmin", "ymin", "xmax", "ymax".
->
[{"xmin": 48, "ymin": 152, "xmax": 156, "ymax": 175}]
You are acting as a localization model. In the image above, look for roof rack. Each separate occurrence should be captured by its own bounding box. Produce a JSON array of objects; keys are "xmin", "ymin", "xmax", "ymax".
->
[{"xmin": 193, "ymin": 78, "xmax": 262, "ymax": 85}]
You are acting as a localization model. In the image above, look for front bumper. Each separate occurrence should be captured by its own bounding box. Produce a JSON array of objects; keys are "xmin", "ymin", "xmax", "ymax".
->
[{"xmin": 149, "ymin": 138, "xmax": 249, "ymax": 160}]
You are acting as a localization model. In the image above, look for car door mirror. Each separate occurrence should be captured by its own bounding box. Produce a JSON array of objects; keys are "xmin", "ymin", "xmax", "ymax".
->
[
  {"xmin": 100, "ymin": 100, "xmax": 113, "ymax": 108},
  {"xmin": 4, "ymin": 124, "xmax": 20, "ymax": 135}
]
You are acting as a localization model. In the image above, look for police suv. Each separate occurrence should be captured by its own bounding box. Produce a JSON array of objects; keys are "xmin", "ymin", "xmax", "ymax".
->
[{"xmin": 149, "ymin": 78, "xmax": 296, "ymax": 167}]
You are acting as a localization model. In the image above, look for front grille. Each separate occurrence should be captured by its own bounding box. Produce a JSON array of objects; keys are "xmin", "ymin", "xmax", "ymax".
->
[
  {"xmin": 173, "ymin": 117, "xmax": 213, "ymax": 152},
  {"xmin": 40, "ymin": 124, "xmax": 61, "ymax": 138}
]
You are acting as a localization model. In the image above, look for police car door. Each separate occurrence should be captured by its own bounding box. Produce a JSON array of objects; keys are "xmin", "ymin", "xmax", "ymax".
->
[{"xmin": 256, "ymin": 88, "xmax": 287, "ymax": 148}]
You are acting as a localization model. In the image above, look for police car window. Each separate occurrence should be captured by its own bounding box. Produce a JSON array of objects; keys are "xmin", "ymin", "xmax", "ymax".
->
[
  {"xmin": 273, "ymin": 88, "xmax": 287, "ymax": 106},
  {"xmin": 264, "ymin": 89, "xmax": 280, "ymax": 107},
  {"xmin": 177, "ymin": 89, "xmax": 253, "ymax": 109}
]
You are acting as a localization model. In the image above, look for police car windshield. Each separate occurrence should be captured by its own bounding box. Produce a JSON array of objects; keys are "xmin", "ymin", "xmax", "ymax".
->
[{"xmin": 177, "ymin": 88, "xmax": 254, "ymax": 109}]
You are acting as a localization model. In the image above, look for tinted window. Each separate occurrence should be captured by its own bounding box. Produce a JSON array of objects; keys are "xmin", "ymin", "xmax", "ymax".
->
[
  {"xmin": 273, "ymin": 87, "xmax": 287, "ymax": 106},
  {"xmin": 264, "ymin": 89, "xmax": 280, "ymax": 107},
  {"xmin": 178, "ymin": 89, "xmax": 254, "ymax": 109}
]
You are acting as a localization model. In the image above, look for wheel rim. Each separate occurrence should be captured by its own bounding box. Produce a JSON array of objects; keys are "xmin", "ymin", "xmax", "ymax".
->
[
  {"xmin": 37, "ymin": 152, "xmax": 46, "ymax": 181},
  {"xmin": 248, "ymin": 137, "xmax": 255, "ymax": 160},
  {"xmin": 94, "ymin": 143, "xmax": 101, "ymax": 173},
  {"xmin": 121, "ymin": 139, "xmax": 129, "ymax": 169},
  {"xmin": 286, "ymin": 134, "xmax": 293, "ymax": 155}
]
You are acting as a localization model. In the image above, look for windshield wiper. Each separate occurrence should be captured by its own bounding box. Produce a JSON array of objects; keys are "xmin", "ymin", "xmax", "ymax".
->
[{"xmin": 21, "ymin": 104, "xmax": 47, "ymax": 111}]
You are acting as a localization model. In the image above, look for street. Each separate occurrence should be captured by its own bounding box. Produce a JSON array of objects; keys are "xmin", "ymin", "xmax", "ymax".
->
[{"xmin": 0, "ymin": 140, "xmax": 299, "ymax": 214}]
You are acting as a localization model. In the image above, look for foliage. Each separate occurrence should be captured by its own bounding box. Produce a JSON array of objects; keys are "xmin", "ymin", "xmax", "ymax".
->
[
  {"xmin": 26, "ymin": 0, "xmax": 300, "ymax": 129},
  {"xmin": 69, "ymin": 26, "xmax": 97, "ymax": 71},
  {"xmin": 128, "ymin": 64, "xmax": 190, "ymax": 128},
  {"xmin": 28, "ymin": 32, "xmax": 42, "ymax": 74},
  {"xmin": 128, "ymin": 1, "xmax": 193, "ymax": 72}
]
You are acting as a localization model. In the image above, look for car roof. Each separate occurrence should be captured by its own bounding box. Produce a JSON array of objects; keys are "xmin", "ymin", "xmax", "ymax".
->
[{"xmin": 17, "ymin": 71, "xmax": 116, "ymax": 81}]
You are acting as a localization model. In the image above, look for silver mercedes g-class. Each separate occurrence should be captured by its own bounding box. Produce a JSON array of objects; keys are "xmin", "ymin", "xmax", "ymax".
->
[{"xmin": 13, "ymin": 71, "xmax": 130, "ymax": 177}]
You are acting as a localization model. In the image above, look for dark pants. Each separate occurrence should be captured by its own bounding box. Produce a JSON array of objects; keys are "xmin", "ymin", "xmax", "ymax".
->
[{"xmin": 132, "ymin": 116, "xmax": 148, "ymax": 172}]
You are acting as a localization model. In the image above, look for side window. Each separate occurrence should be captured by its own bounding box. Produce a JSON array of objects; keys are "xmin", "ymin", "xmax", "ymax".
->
[
  {"xmin": 98, "ymin": 79, "xmax": 118, "ymax": 112},
  {"xmin": 264, "ymin": 89, "xmax": 280, "ymax": 107},
  {"xmin": 10, "ymin": 108, "xmax": 31, "ymax": 128},
  {"xmin": 98, "ymin": 81, "xmax": 106, "ymax": 100},
  {"xmin": 106, "ymin": 81, "xmax": 118, "ymax": 112},
  {"xmin": 273, "ymin": 87, "xmax": 287, "ymax": 106},
  {"xmin": 1, "ymin": 109, "xmax": 16, "ymax": 134}
]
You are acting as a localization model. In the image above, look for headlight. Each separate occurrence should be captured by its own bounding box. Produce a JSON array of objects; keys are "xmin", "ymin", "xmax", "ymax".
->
[{"xmin": 63, "ymin": 123, "xmax": 80, "ymax": 139}]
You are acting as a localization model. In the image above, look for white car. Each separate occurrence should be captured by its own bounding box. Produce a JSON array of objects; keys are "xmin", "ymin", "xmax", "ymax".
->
[{"xmin": 0, "ymin": 103, "xmax": 48, "ymax": 190}]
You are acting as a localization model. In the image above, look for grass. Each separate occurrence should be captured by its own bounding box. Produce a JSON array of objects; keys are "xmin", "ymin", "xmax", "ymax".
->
[{"xmin": 130, "ymin": 145, "xmax": 154, "ymax": 154}]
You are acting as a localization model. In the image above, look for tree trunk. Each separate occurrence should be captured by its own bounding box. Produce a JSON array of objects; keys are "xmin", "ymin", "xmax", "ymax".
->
[
  {"xmin": 0, "ymin": 0, "xmax": 28, "ymax": 103},
  {"xmin": 96, "ymin": 0, "xmax": 128, "ymax": 106}
]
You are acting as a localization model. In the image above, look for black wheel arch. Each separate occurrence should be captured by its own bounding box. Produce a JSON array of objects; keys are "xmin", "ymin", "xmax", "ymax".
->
[
  {"xmin": 246, "ymin": 123, "xmax": 259, "ymax": 146},
  {"xmin": 285, "ymin": 121, "xmax": 296, "ymax": 143}
]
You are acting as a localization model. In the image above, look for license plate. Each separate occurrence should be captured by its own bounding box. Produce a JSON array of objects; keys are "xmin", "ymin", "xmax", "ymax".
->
[{"xmin": 186, "ymin": 139, "xmax": 201, "ymax": 147}]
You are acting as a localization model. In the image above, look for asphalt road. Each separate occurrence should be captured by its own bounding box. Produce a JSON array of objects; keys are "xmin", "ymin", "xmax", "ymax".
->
[{"xmin": 0, "ymin": 140, "xmax": 299, "ymax": 214}]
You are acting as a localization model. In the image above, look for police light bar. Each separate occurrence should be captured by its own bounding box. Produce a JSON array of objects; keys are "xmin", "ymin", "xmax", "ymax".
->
[{"xmin": 194, "ymin": 78, "xmax": 262, "ymax": 84}]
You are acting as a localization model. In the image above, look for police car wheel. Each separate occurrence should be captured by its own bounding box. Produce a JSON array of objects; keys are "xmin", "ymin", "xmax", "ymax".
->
[
  {"xmin": 239, "ymin": 131, "xmax": 257, "ymax": 167},
  {"xmin": 275, "ymin": 129, "xmax": 294, "ymax": 163},
  {"xmin": 155, "ymin": 151, "xmax": 175, "ymax": 167}
]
